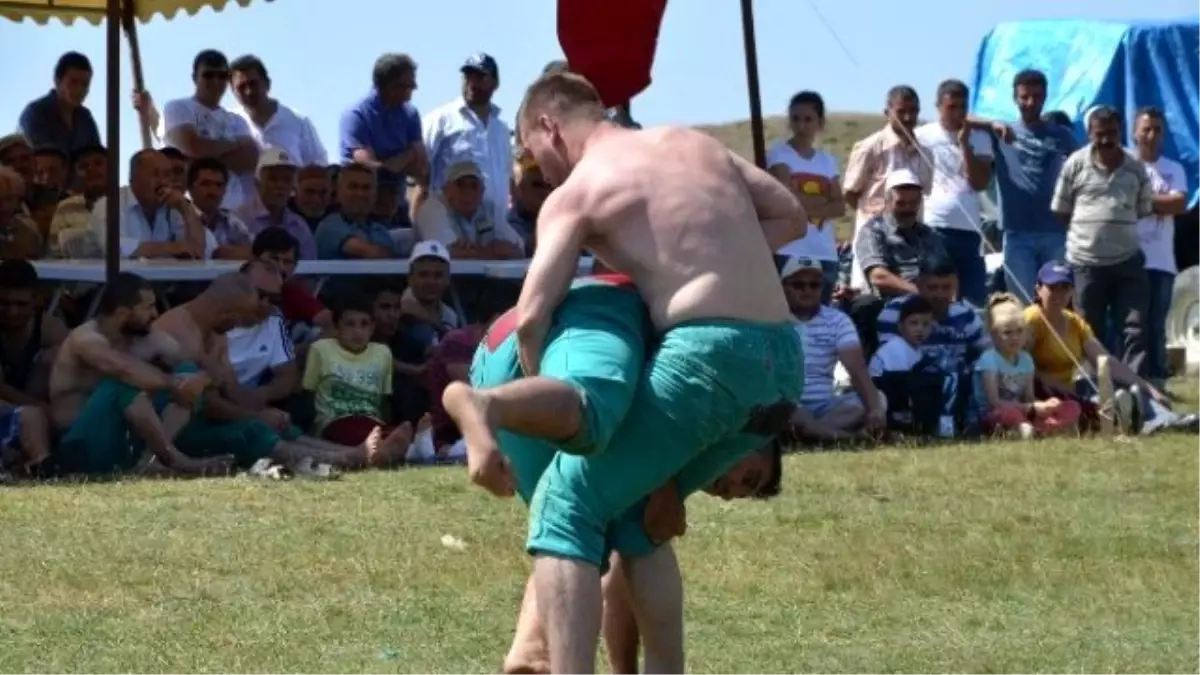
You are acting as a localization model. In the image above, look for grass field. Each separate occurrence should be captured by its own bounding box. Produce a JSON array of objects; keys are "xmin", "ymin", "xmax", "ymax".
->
[{"xmin": 2, "ymin": 425, "xmax": 1197, "ymax": 673}]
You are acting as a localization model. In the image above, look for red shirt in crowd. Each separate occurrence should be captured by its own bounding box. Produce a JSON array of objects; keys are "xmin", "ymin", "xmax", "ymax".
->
[{"xmin": 280, "ymin": 279, "xmax": 324, "ymax": 325}]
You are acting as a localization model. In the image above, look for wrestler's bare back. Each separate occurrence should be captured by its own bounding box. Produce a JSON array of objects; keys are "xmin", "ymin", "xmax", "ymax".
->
[
  {"xmin": 562, "ymin": 126, "xmax": 796, "ymax": 329},
  {"xmin": 48, "ymin": 321, "xmax": 176, "ymax": 429}
]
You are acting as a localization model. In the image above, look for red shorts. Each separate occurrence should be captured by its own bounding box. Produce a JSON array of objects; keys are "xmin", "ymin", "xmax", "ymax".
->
[{"xmin": 322, "ymin": 415, "xmax": 394, "ymax": 447}]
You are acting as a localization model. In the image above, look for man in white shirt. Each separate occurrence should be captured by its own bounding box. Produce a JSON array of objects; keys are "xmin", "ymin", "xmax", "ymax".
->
[
  {"xmin": 160, "ymin": 50, "xmax": 260, "ymax": 212},
  {"xmin": 413, "ymin": 159, "xmax": 524, "ymax": 259},
  {"xmin": 229, "ymin": 54, "xmax": 328, "ymax": 168},
  {"xmin": 89, "ymin": 149, "xmax": 217, "ymax": 259},
  {"xmin": 913, "ymin": 79, "xmax": 994, "ymax": 307},
  {"xmin": 1132, "ymin": 106, "xmax": 1189, "ymax": 389},
  {"xmin": 418, "ymin": 53, "xmax": 512, "ymax": 228}
]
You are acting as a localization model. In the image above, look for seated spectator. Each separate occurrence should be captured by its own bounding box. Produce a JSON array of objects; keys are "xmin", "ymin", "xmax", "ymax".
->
[
  {"xmin": 371, "ymin": 282, "xmax": 426, "ymax": 424},
  {"xmin": 32, "ymin": 146, "xmax": 70, "ymax": 196},
  {"xmin": 48, "ymin": 143, "xmax": 106, "ymax": 257},
  {"xmin": 289, "ymin": 164, "xmax": 333, "ymax": 231},
  {"xmin": 187, "ymin": 157, "xmax": 253, "ymax": 259},
  {"xmin": 414, "ymin": 159, "xmax": 524, "ymax": 260},
  {"xmin": 90, "ymin": 149, "xmax": 217, "ymax": 260},
  {"xmin": 870, "ymin": 296, "xmax": 934, "ymax": 377},
  {"xmin": 854, "ymin": 168, "xmax": 948, "ymax": 300},
  {"xmin": 0, "ymin": 167, "xmax": 43, "ymax": 260},
  {"xmin": 303, "ymin": 293, "xmax": 426, "ymax": 466},
  {"xmin": 778, "ymin": 256, "xmax": 883, "ymax": 441},
  {"xmin": 974, "ymin": 293, "xmax": 1080, "ymax": 438},
  {"xmin": 0, "ymin": 402, "xmax": 51, "ymax": 480},
  {"xmin": 17, "ymin": 52, "xmax": 101, "ymax": 157},
  {"xmin": 251, "ymin": 228, "xmax": 332, "ymax": 349},
  {"xmin": 869, "ymin": 295, "xmax": 958, "ymax": 436},
  {"xmin": 160, "ymin": 146, "xmax": 189, "ymax": 191},
  {"xmin": 876, "ymin": 255, "xmax": 989, "ymax": 374},
  {"xmin": 0, "ymin": 134, "xmax": 38, "ymax": 213},
  {"xmin": 0, "ymin": 260, "xmax": 68, "ymax": 405},
  {"xmin": 398, "ymin": 241, "xmax": 462, "ymax": 335},
  {"xmin": 1025, "ymin": 261, "xmax": 1172, "ymax": 434},
  {"xmin": 237, "ymin": 148, "xmax": 318, "ymax": 259},
  {"xmin": 315, "ymin": 163, "xmax": 397, "ymax": 259},
  {"xmin": 508, "ymin": 152, "xmax": 552, "ymax": 255}
]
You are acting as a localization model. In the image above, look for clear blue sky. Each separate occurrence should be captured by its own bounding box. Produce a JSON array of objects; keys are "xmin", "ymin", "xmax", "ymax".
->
[{"xmin": 2, "ymin": 0, "xmax": 1195, "ymax": 179}]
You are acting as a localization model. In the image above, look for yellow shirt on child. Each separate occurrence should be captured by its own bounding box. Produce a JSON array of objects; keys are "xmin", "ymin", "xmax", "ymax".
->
[
  {"xmin": 1024, "ymin": 304, "xmax": 1095, "ymax": 388},
  {"xmin": 302, "ymin": 338, "xmax": 394, "ymax": 432}
]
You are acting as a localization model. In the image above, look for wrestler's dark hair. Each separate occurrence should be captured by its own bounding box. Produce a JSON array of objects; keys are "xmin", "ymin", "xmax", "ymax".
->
[
  {"xmin": 331, "ymin": 292, "xmax": 375, "ymax": 325},
  {"xmin": 98, "ymin": 272, "xmax": 154, "ymax": 315},
  {"xmin": 0, "ymin": 259, "xmax": 39, "ymax": 290},
  {"xmin": 752, "ymin": 438, "xmax": 784, "ymax": 500}
]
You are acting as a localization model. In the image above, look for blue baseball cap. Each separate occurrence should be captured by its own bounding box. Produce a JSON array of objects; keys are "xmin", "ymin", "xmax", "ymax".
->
[
  {"xmin": 1037, "ymin": 261, "xmax": 1075, "ymax": 286},
  {"xmin": 461, "ymin": 53, "xmax": 499, "ymax": 82}
]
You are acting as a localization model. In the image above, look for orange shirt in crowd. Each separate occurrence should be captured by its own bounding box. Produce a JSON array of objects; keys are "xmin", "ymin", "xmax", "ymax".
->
[{"xmin": 1024, "ymin": 303, "xmax": 1094, "ymax": 388}]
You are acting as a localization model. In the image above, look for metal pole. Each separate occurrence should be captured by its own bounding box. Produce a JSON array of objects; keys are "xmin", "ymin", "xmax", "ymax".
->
[
  {"xmin": 104, "ymin": 0, "xmax": 122, "ymax": 283},
  {"xmin": 738, "ymin": 0, "xmax": 766, "ymax": 168}
]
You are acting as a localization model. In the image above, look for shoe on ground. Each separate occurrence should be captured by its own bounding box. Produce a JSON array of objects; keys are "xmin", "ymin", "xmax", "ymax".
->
[{"xmin": 1113, "ymin": 389, "xmax": 1137, "ymax": 435}]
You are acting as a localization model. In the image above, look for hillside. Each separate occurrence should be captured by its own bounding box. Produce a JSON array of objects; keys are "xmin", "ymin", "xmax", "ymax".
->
[{"xmin": 698, "ymin": 112, "xmax": 886, "ymax": 240}]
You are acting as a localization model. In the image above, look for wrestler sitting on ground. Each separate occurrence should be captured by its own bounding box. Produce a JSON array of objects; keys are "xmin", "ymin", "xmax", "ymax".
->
[{"xmin": 444, "ymin": 73, "xmax": 806, "ymax": 672}]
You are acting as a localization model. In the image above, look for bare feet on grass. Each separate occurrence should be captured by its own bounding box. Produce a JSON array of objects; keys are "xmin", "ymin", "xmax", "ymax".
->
[{"xmin": 368, "ymin": 422, "xmax": 412, "ymax": 468}]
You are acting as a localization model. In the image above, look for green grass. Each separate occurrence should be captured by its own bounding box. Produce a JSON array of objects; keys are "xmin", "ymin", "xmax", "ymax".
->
[{"xmin": 2, "ymin": 426, "xmax": 1197, "ymax": 673}]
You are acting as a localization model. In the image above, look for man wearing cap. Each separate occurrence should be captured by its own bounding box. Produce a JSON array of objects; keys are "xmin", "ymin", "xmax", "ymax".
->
[
  {"xmin": 414, "ymin": 159, "xmax": 525, "ymax": 259},
  {"xmin": 235, "ymin": 148, "xmax": 318, "ymax": 260},
  {"xmin": 89, "ymin": 149, "xmax": 217, "ymax": 260},
  {"xmin": 853, "ymin": 168, "xmax": 948, "ymax": 300},
  {"xmin": 18, "ymin": 52, "xmax": 102, "ymax": 158},
  {"xmin": 418, "ymin": 53, "xmax": 512, "ymax": 229},
  {"xmin": 315, "ymin": 163, "xmax": 398, "ymax": 260},
  {"xmin": 340, "ymin": 53, "xmax": 427, "ymax": 227}
]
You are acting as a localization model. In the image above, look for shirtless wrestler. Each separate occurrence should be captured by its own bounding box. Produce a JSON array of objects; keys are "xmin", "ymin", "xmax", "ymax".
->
[
  {"xmin": 443, "ymin": 72, "xmax": 807, "ymax": 672},
  {"xmin": 152, "ymin": 268, "xmax": 411, "ymax": 474},
  {"xmin": 47, "ymin": 272, "xmax": 222, "ymax": 477}
]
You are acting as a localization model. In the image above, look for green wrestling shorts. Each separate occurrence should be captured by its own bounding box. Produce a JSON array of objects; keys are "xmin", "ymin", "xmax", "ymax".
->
[
  {"xmin": 470, "ymin": 274, "xmax": 654, "ymax": 558},
  {"xmin": 527, "ymin": 318, "xmax": 804, "ymax": 566}
]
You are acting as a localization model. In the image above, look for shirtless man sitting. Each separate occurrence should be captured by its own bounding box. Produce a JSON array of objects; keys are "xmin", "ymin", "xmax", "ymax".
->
[
  {"xmin": 152, "ymin": 268, "xmax": 410, "ymax": 475},
  {"xmin": 443, "ymin": 73, "xmax": 806, "ymax": 672},
  {"xmin": 47, "ymin": 272, "xmax": 222, "ymax": 477},
  {"xmin": 0, "ymin": 259, "xmax": 68, "ymax": 407}
]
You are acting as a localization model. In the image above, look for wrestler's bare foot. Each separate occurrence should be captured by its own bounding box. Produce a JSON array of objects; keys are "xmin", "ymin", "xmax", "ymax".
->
[
  {"xmin": 369, "ymin": 422, "xmax": 412, "ymax": 468},
  {"xmin": 503, "ymin": 647, "xmax": 550, "ymax": 675},
  {"xmin": 443, "ymin": 382, "xmax": 500, "ymax": 468}
]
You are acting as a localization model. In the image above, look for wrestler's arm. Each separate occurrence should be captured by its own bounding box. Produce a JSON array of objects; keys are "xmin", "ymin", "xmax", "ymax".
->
[
  {"xmin": 73, "ymin": 332, "xmax": 176, "ymax": 392},
  {"xmin": 729, "ymin": 151, "xmax": 808, "ymax": 248},
  {"xmin": 515, "ymin": 185, "xmax": 592, "ymax": 337}
]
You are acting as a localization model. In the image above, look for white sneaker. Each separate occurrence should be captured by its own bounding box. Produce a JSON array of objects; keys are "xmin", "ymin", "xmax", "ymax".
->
[
  {"xmin": 1113, "ymin": 390, "xmax": 1136, "ymax": 435},
  {"xmin": 292, "ymin": 457, "xmax": 340, "ymax": 481},
  {"xmin": 1139, "ymin": 399, "xmax": 1177, "ymax": 436},
  {"xmin": 1018, "ymin": 422, "xmax": 1036, "ymax": 440},
  {"xmin": 406, "ymin": 427, "xmax": 437, "ymax": 464}
]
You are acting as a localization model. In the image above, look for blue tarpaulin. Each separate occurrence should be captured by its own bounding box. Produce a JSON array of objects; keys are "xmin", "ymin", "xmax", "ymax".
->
[{"xmin": 971, "ymin": 18, "xmax": 1200, "ymax": 207}]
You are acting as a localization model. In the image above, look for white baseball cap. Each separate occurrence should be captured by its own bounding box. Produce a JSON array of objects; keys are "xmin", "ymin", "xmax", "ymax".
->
[
  {"xmin": 884, "ymin": 168, "xmax": 922, "ymax": 191},
  {"xmin": 256, "ymin": 147, "xmax": 296, "ymax": 176},
  {"xmin": 409, "ymin": 240, "xmax": 452, "ymax": 264},
  {"xmin": 776, "ymin": 254, "xmax": 823, "ymax": 281}
]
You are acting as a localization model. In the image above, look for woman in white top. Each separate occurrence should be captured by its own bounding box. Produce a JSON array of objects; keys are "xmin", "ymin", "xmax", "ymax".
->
[{"xmin": 766, "ymin": 90, "xmax": 847, "ymax": 304}]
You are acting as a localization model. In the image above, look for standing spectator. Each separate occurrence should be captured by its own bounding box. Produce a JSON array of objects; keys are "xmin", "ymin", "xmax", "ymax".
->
[
  {"xmin": 1051, "ymin": 106, "xmax": 1154, "ymax": 375},
  {"xmin": 230, "ymin": 55, "xmax": 328, "ymax": 167},
  {"xmin": 48, "ymin": 144, "xmax": 106, "ymax": 256},
  {"xmin": 1131, "ymin": 107, "xmax": 1189, "ymax": 389},
  {"xmin": 842, "ymin": 85, "xmax": 932, "ymax": 290},
  {"xmin": 237, "ymin": 148, "xmax": 318, "ymax": 260},
  {"xmin": 0, "ymin": 167, "xmax": 42, "ymax": 261},
  {"xmin": 290, "ymin": 165, "xmax": 334, "ymax": 231},
  {"xmin": 420, "ymin": 53, "xmax": 512, "ymax": 228},
  {"xmin": 18, "ymin": 52, "xmax": 101, "ymax": 157},
  {"xmin": 766, "ymin": 90, "xmax": 845, "ymax": 302},
  {"xmin": 984, "ymin": 70, "xmax": 1078, "ymax": 303},
  {"xmin": 414, "ymin": 159, "xmax": 524, "ymax": 259},
  {"xmin": 340, "ymin": 53, "xmax": 427, "ymax": 227},
  {"xmin": 315, "ymin": 163, "xmax": 396, "ymax": 260},
  {"xmin": 853, "ymin": 169, "xmax": 947, "ymax": 300},
  {"xmin": 89, "ymin": 149, "xmax": 216, "ymax": 260},
  {"xmin": 159, "ymin": 50, "xmax": 260, "ymax": 212},
  {"xmin": 187, "ymin": 157, "xmax": 253, "ymax": 259},
  {"xmin": 914, "ymin": 79, "xmax": 993, "ymax": 307},
  {"xmin": 508, "ymin": 152, "xmax": 551, "ymax": 255}
]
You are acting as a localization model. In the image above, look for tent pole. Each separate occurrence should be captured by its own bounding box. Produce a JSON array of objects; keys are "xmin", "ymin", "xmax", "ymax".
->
[
  {"xmin": 120, "ymin": 1, "xmax": 153, "ymax": 149},
  {"xmin": 104, "ymin": 0, "xmax": 122, "ymax": 284},
  {"xmin": 738, "ymin": 0, "xmax": 766, "ymax": 168}
]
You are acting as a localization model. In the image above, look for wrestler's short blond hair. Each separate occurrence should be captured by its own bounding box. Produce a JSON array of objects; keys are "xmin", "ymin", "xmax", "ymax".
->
[
  {"xmin": 518, "ymin": 72, "xmax": 607, "ymax": 132},
  {"xmin": 0, "ymin": 165, "xmax": 24, "ymax": 199}
]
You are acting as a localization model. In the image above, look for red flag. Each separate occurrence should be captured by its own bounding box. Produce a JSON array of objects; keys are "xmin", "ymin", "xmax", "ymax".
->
[{"xmin": 557, "ymin": 0, "xmax": 667, "ymax": 107}]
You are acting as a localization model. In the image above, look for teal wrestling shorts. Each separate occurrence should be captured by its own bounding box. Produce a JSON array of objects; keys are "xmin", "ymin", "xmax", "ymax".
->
[
  {"xmin": 527, "ymin": 318, "xmax": 804, "ymax": 566},
  {"xmin": 470, "ymin": 274, "xmax": 654, "ymax": 557}
]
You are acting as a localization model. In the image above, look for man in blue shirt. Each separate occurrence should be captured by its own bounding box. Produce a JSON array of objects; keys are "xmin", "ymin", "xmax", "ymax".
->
[
  {"xmin": 314, "ymin": 163, "xmax": 397, "ymax": 260},
  {"xmin": 983, "ymin": 69, "xmax": 1078, "ymax": 304},
  {"xmin": 339, "ymin": 53, "xmax": 428, "ymax": 227},
  {"xmin": 18, "ymin": 52, "xmax": 101, "ymax": 158}
]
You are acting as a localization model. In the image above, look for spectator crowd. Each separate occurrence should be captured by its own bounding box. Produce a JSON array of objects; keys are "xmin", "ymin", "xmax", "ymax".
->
[{"xmin": 0, "ymin": 46, "xmax": 1195, "ymax": 482}]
